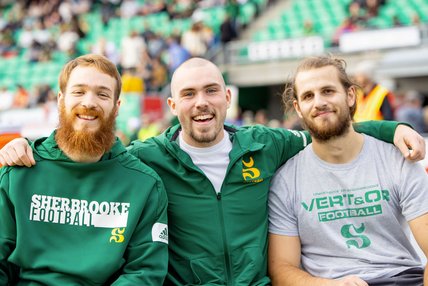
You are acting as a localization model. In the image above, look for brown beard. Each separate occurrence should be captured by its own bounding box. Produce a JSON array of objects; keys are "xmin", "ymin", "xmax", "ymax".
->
[
  {"xmin": 55, "ymin": 100, "xmax": 117, "ymax": 160},
  {"xmin": 302, "ymin": 106, "xmax": 351, "ymax": 142}
]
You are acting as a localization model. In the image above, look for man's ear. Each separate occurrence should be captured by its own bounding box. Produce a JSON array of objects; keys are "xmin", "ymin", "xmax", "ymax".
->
[
  {"xmin": 115, "ymin": 99, "xmax": 121, "ymax": 117},
  {"xmin": 225, "ymin": 88, "xmax": 232, "ymax": 109},
  {"xmin": 167, "ymin": 97, "xmax": 178, "ymax": 116},
  {"xmin": 57, "ymin": 91, "xmax": 63, "ymax": 104},
  {"xmin": 293, "ymin": 99, "xmax": 303, "ymax": 119},
  {"xmin": 347, "ymin": 86, "xmax": 357, "ymax": 107}
]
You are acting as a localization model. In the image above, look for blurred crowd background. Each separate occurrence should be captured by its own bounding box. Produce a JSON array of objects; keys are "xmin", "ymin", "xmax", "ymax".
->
[{"xmin": 0, "ymin": 0, "xmax": 427, "ymax": 150}]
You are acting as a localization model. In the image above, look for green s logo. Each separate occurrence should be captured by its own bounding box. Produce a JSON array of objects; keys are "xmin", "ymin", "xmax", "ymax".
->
[{"xmin": 340, "ymin": 223, "xmax": 371, "ymax": 249}]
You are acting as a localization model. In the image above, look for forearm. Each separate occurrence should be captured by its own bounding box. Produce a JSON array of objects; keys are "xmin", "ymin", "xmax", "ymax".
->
[{"xmin": 271, "ymin": 264, "xmax": 335, "ymax": 286}]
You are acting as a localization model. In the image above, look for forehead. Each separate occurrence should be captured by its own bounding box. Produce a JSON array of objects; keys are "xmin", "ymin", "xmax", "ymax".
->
[
  {"xmin": 172, "ymin": 64, "xmax": 224, "ymax": 95},
  {"xmin": 295, "ymin": 66, "xmax": 341, "ymax": 94},
  {"xmin": 67, "ymin": 66, "xmax": 116, "ymax": 91}
]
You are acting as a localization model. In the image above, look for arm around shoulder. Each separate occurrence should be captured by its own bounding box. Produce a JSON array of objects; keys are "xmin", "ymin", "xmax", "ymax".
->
[
  {"xmin": 0, "ymin": 137, "xmax": 35, "ymax": 167},
  {"xmin": 353, "ymin": 120, "xmax": 425, "ymax": 161}
]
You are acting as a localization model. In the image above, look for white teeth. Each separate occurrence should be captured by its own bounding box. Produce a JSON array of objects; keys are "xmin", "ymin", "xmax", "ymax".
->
[
  {"xmin": 78, "ymin": 115, "xmax": 96, "ymax": 120},
  {"xmin": 194, "ymin": 114, "xmax": 213, "ymax": 121}
]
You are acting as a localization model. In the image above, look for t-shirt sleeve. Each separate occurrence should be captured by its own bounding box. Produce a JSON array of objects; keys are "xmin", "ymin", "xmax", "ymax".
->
[
  {"xmin": 398, "ymin": 157, "xmax": 428, "ymax": 222},
  {"xmin": 268, "ymin": 163, "xmax": 299, "ymax": 236}
]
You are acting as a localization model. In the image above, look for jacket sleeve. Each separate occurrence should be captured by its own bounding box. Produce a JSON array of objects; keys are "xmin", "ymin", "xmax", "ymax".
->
[
  {"xmin": 353, "ymin": 120, "xmax": 405, "ymax": 143},
  {"xmin": 0, "ymin": 169, "xmax": 17, "ymax": 284},
  {"xmin": 111, "ymin": 176, "xmax": 168, "ymax": 286},
  {"xmin": 268, "ymin": 128, "xmax": 312, "ymax": 167}
]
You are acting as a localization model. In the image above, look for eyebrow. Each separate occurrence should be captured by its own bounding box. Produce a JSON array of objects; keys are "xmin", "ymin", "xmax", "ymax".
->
[{"xmin": 70, "ymin": 84, "xmax": 113, "ymax": 92}]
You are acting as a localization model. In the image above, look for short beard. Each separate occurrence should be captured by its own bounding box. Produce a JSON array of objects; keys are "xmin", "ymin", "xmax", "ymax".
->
[
  {"xmin": 56, "ymin": 100, "xmax": 117, "ymax": 160},
  {"xmin": 189, "ymin": 128, "xmax": 218, "ymax": 144},
  {"xmin": 303, "ymin": 110, "xmax": 351, "ymax": 142}
]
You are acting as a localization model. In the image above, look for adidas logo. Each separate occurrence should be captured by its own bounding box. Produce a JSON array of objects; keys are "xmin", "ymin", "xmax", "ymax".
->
[
  {"xmin": 159, "ymin": 228, "xmax": 168, "ymax": 241},
  {"xmin": 152, "ymin": 222, "xmax": 168, "ymax": 244}
]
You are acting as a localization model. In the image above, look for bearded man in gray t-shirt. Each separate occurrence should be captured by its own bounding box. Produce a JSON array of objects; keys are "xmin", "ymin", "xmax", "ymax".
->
[{"xmin": 268, "ymin": 56, "xmax": 428, "ymax": 286}]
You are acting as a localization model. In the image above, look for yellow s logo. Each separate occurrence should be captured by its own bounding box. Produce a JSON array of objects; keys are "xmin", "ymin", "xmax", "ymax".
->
[
  {"xmin": 242, "ymin": 157, "xmax": 261, "ymax": 181},
  {"xmin": 109, "ymin": 228, "xmax": 126, "ymax": 243}
]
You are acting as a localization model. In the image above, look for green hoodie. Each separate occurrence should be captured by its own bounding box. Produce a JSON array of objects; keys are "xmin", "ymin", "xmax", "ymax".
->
[
  {"xmin": 128, "ymin": 121, "xmax": 399, "ymax": 285},
  {"xmin": 0, "ymin": 132, "xmax": 169, "ymax": 285}
]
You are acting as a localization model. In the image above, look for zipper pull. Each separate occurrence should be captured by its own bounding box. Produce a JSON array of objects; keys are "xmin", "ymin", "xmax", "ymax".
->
[{"xmin": 217, "ymin": 193, "xmax": 221, "ymax": 200}]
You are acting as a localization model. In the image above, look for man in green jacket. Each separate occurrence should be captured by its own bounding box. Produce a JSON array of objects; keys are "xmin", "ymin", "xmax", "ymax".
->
[
  {"xmin": 0, "ymin": 57, "xmax": 425, "ymax": 285},
  {"xmin": 0, "ymin": 54, "xmax": 168, "ymax": 285}
]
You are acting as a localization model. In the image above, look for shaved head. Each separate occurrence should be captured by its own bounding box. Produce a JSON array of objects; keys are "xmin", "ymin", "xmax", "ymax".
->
[{"xmin": 171, "ymin": 58, "xmax": 226, "ymax": 98}]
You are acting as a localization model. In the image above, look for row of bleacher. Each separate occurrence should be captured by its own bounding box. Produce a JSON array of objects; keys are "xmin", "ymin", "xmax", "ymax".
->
[
  {"xmin": 0, "ymin": 0, "xmax": 266, "ymax": 92},
  {"xmin": 253, "ymin": 0, "xmax": 428, "ymax": 43}
]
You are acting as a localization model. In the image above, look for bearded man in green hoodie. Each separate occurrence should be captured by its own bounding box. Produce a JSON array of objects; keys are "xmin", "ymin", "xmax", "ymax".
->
[{"xmin": 0, "ymin": 54, "xmax": 168, "ymax": 285}]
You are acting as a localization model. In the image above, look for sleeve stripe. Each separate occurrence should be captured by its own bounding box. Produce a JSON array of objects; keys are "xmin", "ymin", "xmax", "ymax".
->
[{"xmin": 299, "ymin": 131, "xmax": 307, "ymax": 147}]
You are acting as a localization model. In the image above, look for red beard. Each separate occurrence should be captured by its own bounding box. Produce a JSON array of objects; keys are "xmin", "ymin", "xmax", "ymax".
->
[{"xmin": 55, "ymin": 100, "xmax": 117, "ymax": 160}]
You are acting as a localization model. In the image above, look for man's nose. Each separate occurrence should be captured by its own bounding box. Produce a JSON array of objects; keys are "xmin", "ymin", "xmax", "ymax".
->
[
  {"xmin": 313, "ymin": 93, "xmax": 327, "ymax": 108},
  {"xmin": 195, "ymin": 93, "xmax": 208, "ymax": 107},
  {"xmin": 80, "ymin": 92, "xmax": 97, "ymax": 108}
]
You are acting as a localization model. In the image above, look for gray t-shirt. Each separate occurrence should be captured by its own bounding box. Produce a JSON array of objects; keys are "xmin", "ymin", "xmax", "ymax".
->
[{"xmin": 269, "ymin": 135, "xmax": 428, "ymax": 281}]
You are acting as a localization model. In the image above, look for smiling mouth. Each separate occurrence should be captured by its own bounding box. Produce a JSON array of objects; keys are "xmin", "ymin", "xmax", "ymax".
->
[
  {"xmin": 193, "ymin": 114, "xmax": 214, "ymax": 122},
  {"xmin": 77, "ymin": 114, "xmax": 97, "ymax": 120},
  {"xmin": 313, "ymin": 110, "xmax": 333, "ymax": 117}
]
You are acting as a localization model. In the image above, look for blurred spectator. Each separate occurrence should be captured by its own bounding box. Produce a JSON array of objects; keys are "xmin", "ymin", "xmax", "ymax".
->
[
  {"xmin": 121, "ymin": 68, "xmax": 145, "ymax": 94},
  {"xmin": 100, "ymin": 0, "xmax": 119, "ymax": 26},
  {"xmin": 165, "ymin": 35, "xmax": 190, "ymax": 75},
  {"xmin": 0, "ymin": 86, "xmax": 14, "ymax": 111},
  {"xmin": 332, "ymin": 18, "xmax": 360, "ymax": 46},
  {"xmin": 58, "ymin": 0, "xmax": 73, "ymax": 23},
  {"xmin": 137, "ymin": 114, "xmax": 162, "ymax": 141},
  {"xmin": 120, "ymin": 30, "xmax": 148, "ymax": 71},
  {"xmin": 18, "ymin": 24, "xmax": 36, "ymax": 49},
  {"xmin": 57, "ymin": 23, "xmax": 80, "ymax": 55},
  {"xmin": 267, "ymin": 119, "xmax": 281, "ymax": 128},
  {"xmin": 12, "ymin": 84, "xmax": 30, "ymax": 109},
  {"xmin": 353, "ymin": 61, "xmax": 395, "ymax": 122},
  {"xmin": 348, "ymin": 1, "xmax": 367, "ymax": 27},
  {"xmin": 302, "ymin": 20, "xmax": 316, "ymax": 36},
  {"xmin": 364, "ymin": 0, "xmax": 381, "ymax": 19},
  {"xmin": 225, "ymin": 0, "xmax": 240, "ymax": 31},
  {"xmin": 241, "ymin": 110, "xmax": 255, "ymax": 126},
  {"xmin": 120, "ymin": 0, "xmax": 140, "ymax": 18},
  {"xmin": 148, "ymin": 57, "xmax": 168, "ymax": 92},
  {"xmin": 220, "ymin": 15, "xmax": 238, "ymax": 44},
  {"xmin": 0, "ymin": 26, "xmax": 17, "ymax": 57},
  {"xmin": 91, "ymin": 37, "xmax": 120, "ymax": 65},
  {"xmin": 254, "ymin": 109, "xmax": 268, "ymax": 125},
  {"xmin": 33, "ymin": 84, "xmax": 55, "ymax": 106},
  {"xmin": 395, "ymin": 90, "xmax": 426, "ymax": 133},
  {"xmin": 392, "ymin": 15, "xmax": 404, "ymax": 27},
  {"xmin": 166, "ymin": 0, "xmax": 196, "ymax": 19},
  {"xmin": 181, "ymin": 20, "xmax": 212, "ymax": 57},
  {"xmin": 283, "ymin": 110, "xmax": 303, "ymax": 130},
  {"xmin": 145, "ymin": 31, "xmax": 166, "ymax": 58}
]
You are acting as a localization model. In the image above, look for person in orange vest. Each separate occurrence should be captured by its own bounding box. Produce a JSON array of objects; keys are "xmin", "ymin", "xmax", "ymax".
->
[{"xmin": 353, "ymin": 61, "xmax": 395, "ymax": 122}]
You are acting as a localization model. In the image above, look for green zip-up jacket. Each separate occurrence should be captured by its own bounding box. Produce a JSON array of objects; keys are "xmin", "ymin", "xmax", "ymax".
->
[
  {"xmin": 128, "ymin": 121, "xmax": 398, "ymax": 285},
  {"xmin": 0, "ymin": 132, "xmax": 169, "ymax": 285}
]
